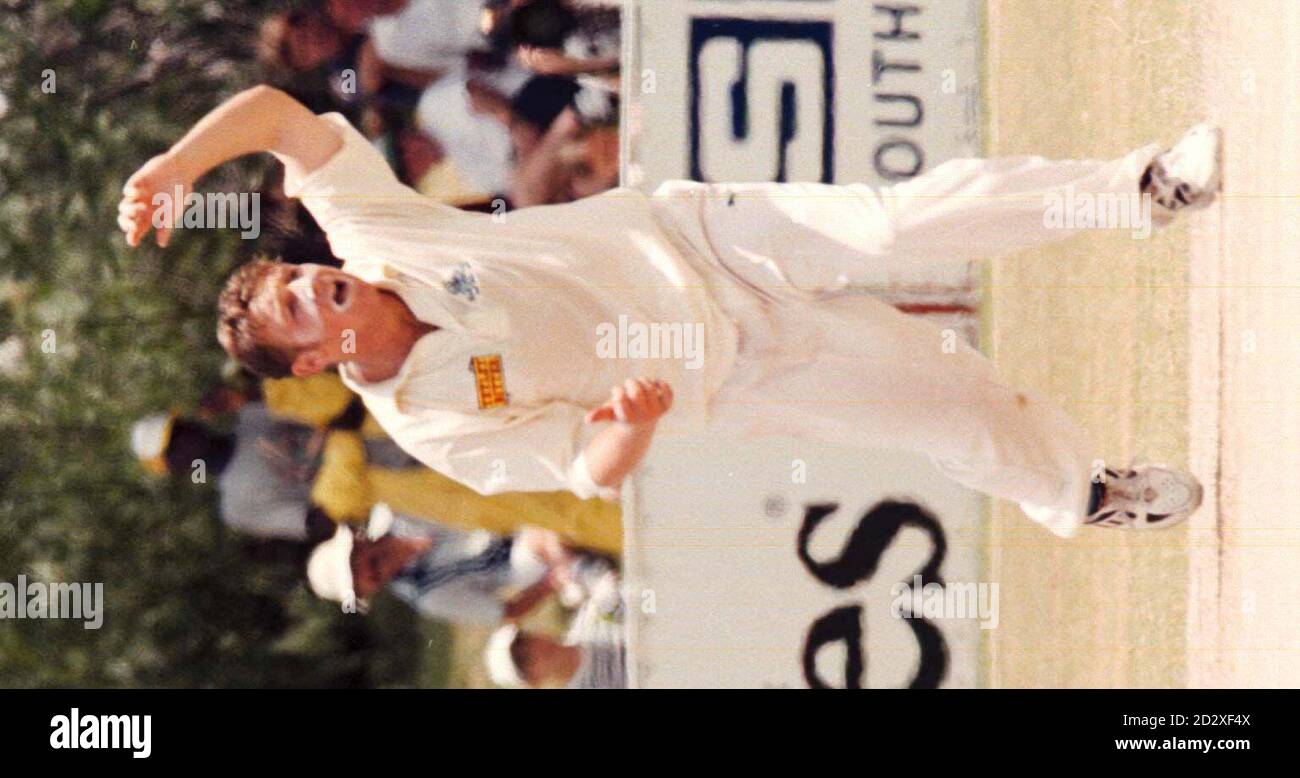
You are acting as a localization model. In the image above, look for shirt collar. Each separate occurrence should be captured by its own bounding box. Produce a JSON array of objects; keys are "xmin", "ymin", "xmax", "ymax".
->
[
  {"xmin": 339, "ymin": 330, "xmax": 437, "ymax": 404},
  {"xmin": 337, "ymin": 263, "xmax": 444, "ymax": 402},
  {"xmin": 342, "ymin": 258, "xmax": 450, "ymax": 328}
]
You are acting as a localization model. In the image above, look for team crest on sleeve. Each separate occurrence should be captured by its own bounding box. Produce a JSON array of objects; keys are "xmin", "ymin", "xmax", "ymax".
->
[
  {"xmin": 470, "ymin": 355, "xmax": 508, "ymax": 409},
  {"xmin": 445, "ymin": 263, "xmax": 480, "ymax": 302}
]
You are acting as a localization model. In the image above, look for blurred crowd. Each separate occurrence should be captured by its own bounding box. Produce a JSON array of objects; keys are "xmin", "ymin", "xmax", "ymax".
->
[
  {"xmin": 129, "ymin": 0, "xmax": 628, "ymax": 689},
  {"xmin": 260, "ymin": 0, "xmax": 621, "ymax": 211}
]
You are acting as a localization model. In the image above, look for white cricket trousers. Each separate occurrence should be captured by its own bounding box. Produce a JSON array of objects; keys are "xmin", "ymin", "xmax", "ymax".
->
[{"xmin": 651, "ymin": 143, "xmax": 1163, "ymax": 536}]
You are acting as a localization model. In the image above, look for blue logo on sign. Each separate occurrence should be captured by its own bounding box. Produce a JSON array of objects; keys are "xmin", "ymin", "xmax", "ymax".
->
[{"xmin": 689, "ymin": 18, "xmax": 835, "ymax": 183}]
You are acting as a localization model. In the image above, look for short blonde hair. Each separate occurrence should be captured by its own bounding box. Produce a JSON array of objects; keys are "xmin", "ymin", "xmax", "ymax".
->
[{"xmin": 216, "ymin": 259, "xmax": 295, "ymax": 379}]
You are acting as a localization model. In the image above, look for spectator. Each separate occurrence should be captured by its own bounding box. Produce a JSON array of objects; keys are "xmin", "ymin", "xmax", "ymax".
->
[
  {"xmin": 305, "ymin": 503, "xmax": 606, "ymax": 623},
  {"xmin": 260, "ymin": 372, "xmax": 624, "ymax": 556},
  {"xmin": 349, "ymin": 0, "xmax": 488, "ymax": 76},
  {"xmin": 484, "ymin": 572, "xmax": 625, "ymax": 688},
  {"xmin": 257, "ymin": 6, "xmax": 368, "ymax": 117},
  {"xmin": 492, "ymin": 0, "xmax": 621, "ymax": 124},
  {"xmin": 130, "ymin": 401, "xmax": 334, "ymax": 543}
]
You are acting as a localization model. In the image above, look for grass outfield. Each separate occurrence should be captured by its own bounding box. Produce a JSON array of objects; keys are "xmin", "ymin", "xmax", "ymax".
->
[
  {"xmin": 982, "ymin": 0, "xmax": 1201, "ymax": 687},
  {"xmin": 983, "ymin": 0, "xmax": 1300, "ymax": 687},
  {"xmin": 1185, "ymin": 0, "xmax": 1300, "ymax": 688}
]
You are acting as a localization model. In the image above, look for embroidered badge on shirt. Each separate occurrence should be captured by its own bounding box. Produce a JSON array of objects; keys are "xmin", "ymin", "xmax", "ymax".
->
[
  {"xmin": 445, "ymin": 263, "xmax": 480, "ymax": 302},
  {"xmin": 470, "ymin": 355, "xmax": 508, "ymax": 409}
]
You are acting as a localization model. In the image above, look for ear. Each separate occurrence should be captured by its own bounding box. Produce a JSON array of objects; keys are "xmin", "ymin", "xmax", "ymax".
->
[{"xmin": 291, "ymin": 350, "xmax": 329, "ymax": 378}]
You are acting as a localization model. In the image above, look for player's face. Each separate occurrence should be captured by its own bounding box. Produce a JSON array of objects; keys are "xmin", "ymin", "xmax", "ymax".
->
[
  {"xmin": 350, "ymin": 535, "xmax": 432, "ymax": 599},
  {"xmin": 250, "ymin": 264, "xmax": 377, "ymax": 374},
  {"xmin": 516, "ymin": 635, "xmax": 577, "ymax": 687}
]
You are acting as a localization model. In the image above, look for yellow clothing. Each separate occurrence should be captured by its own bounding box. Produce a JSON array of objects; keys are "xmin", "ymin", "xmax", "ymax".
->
[
  {"xmin": 368, "ymin": 465, "xmax": 623, "ymax": 556},
  {"xmin": 267, "ymin": 375, "xmax": 624, "ymax": 554},
  {"xmin": 306, "ymin": 424, "xmax": 623, "ymax": 556},
  {"xmin": 309, "ymin": 431, "xmax": 374, "ymax": 523},
  {"xmin": 263, "ymin": 374, "xmax": 355, "ymax": 429},
  {"xmin": 263, "ymin": 373, "xmax": 408, "ymax": 440}
]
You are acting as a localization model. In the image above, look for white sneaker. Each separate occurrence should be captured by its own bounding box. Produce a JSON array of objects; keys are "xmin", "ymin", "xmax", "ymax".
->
[
  {"xmin": 1084, "ymin": 465, "xmax": 1204, "ymax": 530},
  {"xmin": 1142, "ymin": 123, "xmax": 1223, "ymax": 214}
]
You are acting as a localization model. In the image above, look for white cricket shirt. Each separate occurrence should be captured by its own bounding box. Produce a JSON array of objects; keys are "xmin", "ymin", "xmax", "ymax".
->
[{"xmin": 285, "ymin": 114, "xmax": 738, "ymax": 499}]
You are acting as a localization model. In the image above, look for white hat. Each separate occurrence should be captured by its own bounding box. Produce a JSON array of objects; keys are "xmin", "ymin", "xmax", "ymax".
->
[
  {"xmin": 484, "ymin": 624, "xmax": 524, "ymax": 688},
  {"xmin": 131, "ymin": 413, "xmax": 177, "ymax": 475},
  {"xmin": 307, "ymin": 526, "xmax": 356, "ymax": 605},
  {"xmin": 366, "ymin": 502, "xmax": 396, "ymax": 540}
]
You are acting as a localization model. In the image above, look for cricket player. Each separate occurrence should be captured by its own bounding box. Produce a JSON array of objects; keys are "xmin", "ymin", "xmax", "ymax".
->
[{"xmin": 118, "ymin": 86, "xmax": 1221, "ymax": 536}]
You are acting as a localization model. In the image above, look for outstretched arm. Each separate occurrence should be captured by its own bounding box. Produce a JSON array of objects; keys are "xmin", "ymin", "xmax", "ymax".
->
[{"xmin": 118, "ymin": 85, "xmax": 342, "ymax": 247}]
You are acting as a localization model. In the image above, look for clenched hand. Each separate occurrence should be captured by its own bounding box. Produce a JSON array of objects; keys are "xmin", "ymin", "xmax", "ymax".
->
[
  {"xmin": 585, "ymin": 378, "xmax": 674, "ymax": 425},
  {"xmin": 118, "ymin": 153, "xmax": 192, "ymax": 248}
]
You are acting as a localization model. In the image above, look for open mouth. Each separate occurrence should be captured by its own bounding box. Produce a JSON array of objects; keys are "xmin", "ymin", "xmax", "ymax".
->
[{"xmin": 330, "ymin": 278, "xmax": 352, "ymax": 311}]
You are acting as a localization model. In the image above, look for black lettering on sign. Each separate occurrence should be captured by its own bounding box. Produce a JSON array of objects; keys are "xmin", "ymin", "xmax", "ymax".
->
[
  {"xmin": 874, "ymin": 139, "xmax": 924, "ymax": 180},
  {"xmin": 797, "ymin": 500, "xmax": 950, "ymax": 688},
  {"xmin": 803, "ymin": 606, "xmax": 865, "ymax": 690},
  {"xmin": 796, "ymin": 500, "xmax": 947, "ymax": 588},
  {"xmin": 903, "ymin": 611, "xmax": 948, "ymax": 689}
]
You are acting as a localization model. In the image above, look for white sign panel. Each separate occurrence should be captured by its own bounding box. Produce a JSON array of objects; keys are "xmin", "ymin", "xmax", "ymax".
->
[
  {"xmin": 621, "ymin": 0, "xmax": 986, "ymax": 688},
  {"xmin": 623, "ymin": 440, "xmax": 986, "ymax": 689},
  {"xmin": 629, "ymin": 0, "xmax": 982, "ymax": 187}
]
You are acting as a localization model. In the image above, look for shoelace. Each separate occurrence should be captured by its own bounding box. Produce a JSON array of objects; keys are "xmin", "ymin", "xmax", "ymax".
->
[
  {"xmin": 1144, "ymin": 162, "xmax": 1196, "ymax": 210},
  {"xmin": 1103, "ymin": 469, "xmax": 1144, "ymax": 504}
]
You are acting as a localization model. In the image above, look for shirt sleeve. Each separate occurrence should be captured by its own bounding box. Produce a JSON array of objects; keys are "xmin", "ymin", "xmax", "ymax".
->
[
  {"xmin": 281, "ymin": 113, "xmax": 452, "ymax": 254},
  {"xmin": 399, "ymin": 402, "xmax": 619, "ymax": 501}
]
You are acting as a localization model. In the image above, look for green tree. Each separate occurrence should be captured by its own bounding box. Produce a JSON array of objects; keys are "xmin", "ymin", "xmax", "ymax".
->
[{"xmin": 0, "ymin": 0, "xmax": 450, "ymax": 688}]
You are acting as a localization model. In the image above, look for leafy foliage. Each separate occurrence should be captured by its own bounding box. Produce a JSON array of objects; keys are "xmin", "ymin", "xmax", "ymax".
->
[{"xmin": 0, "ymin": 0, "xmax": 448, "ymax": 687}]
